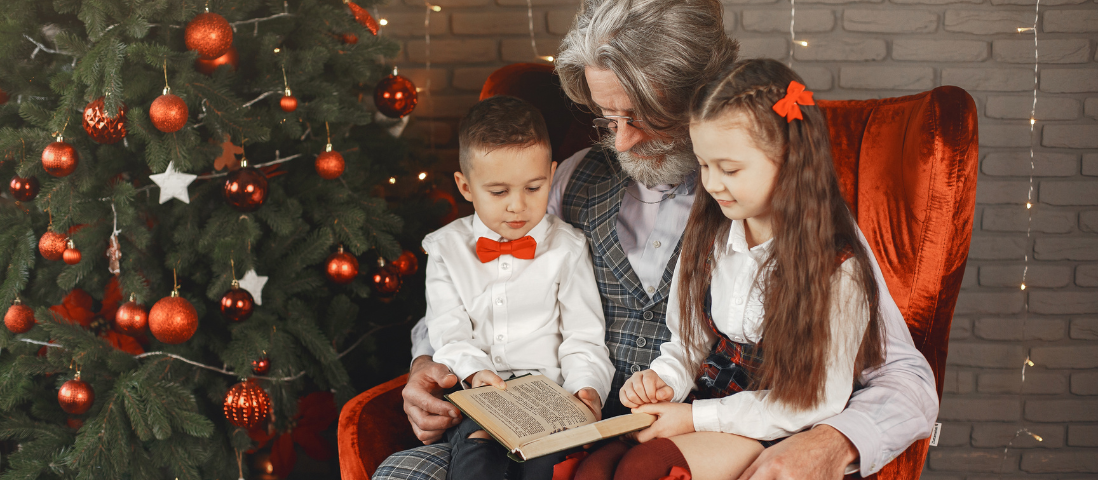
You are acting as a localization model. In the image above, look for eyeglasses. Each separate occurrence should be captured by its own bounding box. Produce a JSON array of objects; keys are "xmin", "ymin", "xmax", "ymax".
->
[{"xmin": 592, "ymin": 115, "xmax": 651, "ymax": 133}]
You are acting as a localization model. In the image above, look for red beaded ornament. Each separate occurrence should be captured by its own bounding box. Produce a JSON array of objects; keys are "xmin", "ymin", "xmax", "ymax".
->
[{"xmin": 223, "ymin": 381, "xmax": 271, "ymax": 428}]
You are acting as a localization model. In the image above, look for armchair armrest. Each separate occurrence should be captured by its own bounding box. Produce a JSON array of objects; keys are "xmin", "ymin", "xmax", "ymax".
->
[{"xmin": 339, "ymin": 374, "xmax": 420, "ymax": 480}]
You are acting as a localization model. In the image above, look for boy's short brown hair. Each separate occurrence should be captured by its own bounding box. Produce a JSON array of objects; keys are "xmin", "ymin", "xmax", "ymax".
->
[{"xmin": 458, "ymin": 95, "xmax": 551, "ymax": 173}]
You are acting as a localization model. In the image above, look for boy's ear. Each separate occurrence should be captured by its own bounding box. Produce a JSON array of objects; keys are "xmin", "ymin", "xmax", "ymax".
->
[
  {"xmin": 550, "ymin": 161, "xmax": 557, "ymax": 182},
  {"xmin": 453, "ymin": 172, "xmax": 474, "ymax": 203}
]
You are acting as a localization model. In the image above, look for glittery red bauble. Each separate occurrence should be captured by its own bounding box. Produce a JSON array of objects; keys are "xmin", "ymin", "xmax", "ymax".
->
[
  {"xmin": 39, "ymin": 231, "xmax": 68, "ymax": 261},
  {"xmin": 148, "ymin": 294, "xmax": 199, "ymax": 344},
  {"xmin": 252, "ymin": 357, "xmax": 270, "ymax": 375},
  {"xmin": 4, "ymin": 302, "xmax": 34, "ymax": 334},
  {"xmin": 391, "ymin": 250, "xmax": 419, "ymax": 276},
  {"xmin": 185, "ymin": 12, "xmax": 233, "ymax": 60},
  {"xmin": 114, "ymin": 301, "xmax": 148, "ymax": 335},
  {"xmin": 341, "ymin": 33, "xmax": 358, "ymax": 44},
  {"xmin": 224, "ymin": 167, "xmax": 269, "ymax": 212},
  {"xmin": 315, "ymin": 150, "xmax": 345, "ymax": 179},
  {"xmin": 220, "ymin": 284, "xmax": 254, "ymax": 322},
  {"xmin": 149, "ymin": 93, "xmax": 189, "ymax": 133},
  {"xmin": 58, "ymin": 378, "xmax": 94, "ymax": 414},
  {"xmin": 9, "ymin": 175, "xmax": 40, "ymax": 201},
  {"xmin": 325, "ymin": 248, "xmax": 359, "ymax": 285},
  {"xmin": 62, "ymin": 247, "xmax": 82, "ymax": 265},
  {"xmin": 280, "ymin": 95, "xmax": 298, "ymax": 112},
  {"xmin": 82, "ymin": 97, "xmax": 127, "ymax": 144},
  {"xmin": 223, "ymin": 381, "xmax": 271, "ymax": 428},
  {"xmin": 374, "ymin": 74, "xmax": 417, "ymax": 118},
  {"xmin": 194, "ymin": 46, "xmax": 239, "ymax": 75},
  {"xmin": 371, "ymin": 261, "xmax": 402, "ymax": 297},
  {"xmin": 41, "ymin": 140, "xmax": 78, "ymax": 177}
]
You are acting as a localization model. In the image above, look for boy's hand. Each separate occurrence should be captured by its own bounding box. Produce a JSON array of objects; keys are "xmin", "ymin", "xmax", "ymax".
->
[
  {"xmin": 575, "ymin": 387, "xmax": 603, "ymax": 421},
  {"xmin": 467, "ymin": 370, "xmax": 507, "ymax": 390},
  {"xmin": 620, "ymin": 369, "xmax": 674, "ymax": 408},
  {"xmin": 632, "ymin": 402, "xmax": 695, "ymax": 443}
]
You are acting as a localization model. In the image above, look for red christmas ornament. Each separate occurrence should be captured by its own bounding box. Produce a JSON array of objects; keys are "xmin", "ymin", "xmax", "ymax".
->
[
  {"xmin": 114, "ymin": 296, "xmax": 148, "ymax": 335},
  {"xmin": 374, "ymin": 69, "xmax": 418, "ymax": 118},
  {"xmin": 194, "ymin": 46, "xmax": 239, "ymax": 75},
  {"xmin": 252, "ymin": 357, "xmax": 270, "ymax": 375},
  {"xmin": 280, "ymin": 90, "xmax": 298, "ymax": 113},
  {"xmin": 370, "ymin": 258, "xmax": 402, "ymax": 298},
  {"xmin": 5, "ymin": 299, "xmax": 35, "ymax": 334},
  {"xmin": 9, "ymin": 175, "xmax": 40, "ymax": 202},
  {"xmin": 185, "ymin": 11, "xmax": 233, "ymax": 59},
  {"xmin": 0, "ymin": 87, "xmax": 8, "ymax": 105},
  {"xmin": 39, "ymin": 231, "xmax": 68, "ymax": 261},
  {"xmin": 220, "ymin": 280, "xmax": 255, "ymax": 322},
  {"xmin": 148, "ymin": 291, "xmax": 198, "ymax": 344},
  {"xmin": 325, "ymin": 245, "xmax": 359, "ymax": 285},
  {"xmin": 66, "ymin": 417, "xmax": 84, "ymax": 429},
  {"xmin": 82, "ymin": 97, "xmax": 127, "ymax": 144},
  {"xmin": 345, "ymin": 0, "xmax": 379, "ymax": 35},
  {"xmin": 427, "ymin": 187, "xmax": 459, "ymax": 225},
  {"xmin": 62, "ymin": 239, "xmax": 82, "ymax": 265},
  {"xmin": 58, "ymin": 373, "xmax": 95, "ymax": 414},
  {"xmin": 223, "ymin": 162, "xmax": 269, "ymax": 212},
  {"xmin": 391, "ymin": 250, "xmax": 419, "ymax": 276},
  {"xmin": 223, "ymin": 381, "xmax": 271, "ymax": 428},
  {"xmin": 149, "ymin": 89, "xmax": 189, "ymax": 133},
  {"xmin": 315, "ymin": 145, "xmax": 345, "ymax": 180},
  {"xmin": 41, "ymin": 137, "xmax": 78, "ymax": 177},
  {"xmin": 341, "ymin": 33, "xmax": 359, "ymax": 45}
]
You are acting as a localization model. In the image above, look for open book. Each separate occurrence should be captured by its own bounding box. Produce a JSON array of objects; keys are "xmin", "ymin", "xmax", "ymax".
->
[{"xmin": 445, "ymin": 375, "xmax": 655, "ymax": 461}]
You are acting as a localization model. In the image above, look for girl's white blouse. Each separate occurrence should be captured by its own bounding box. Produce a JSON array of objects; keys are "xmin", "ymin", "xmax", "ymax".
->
[{"xmin": 649, "ymin": 219, "xmax": 871, "ymax": 441}]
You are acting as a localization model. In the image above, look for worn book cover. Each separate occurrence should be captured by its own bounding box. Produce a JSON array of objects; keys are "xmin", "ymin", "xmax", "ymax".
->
[{"xmin": 445, "ymin": 374, "xmax": 656, "ymax": 461}]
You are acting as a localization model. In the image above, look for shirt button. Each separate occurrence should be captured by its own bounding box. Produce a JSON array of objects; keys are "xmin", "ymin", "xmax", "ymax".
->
[
  {"xmin": 636, "ymin": 337, "xmax": 647, "ymax": 347},
  {"xmin": 496, "ymin": 335, "xmax": 504, "ymax": 341},
  {"xmin": 630, "ymin": 364, "xmax": 640, "ymax": 373},
  {"xmin": 494, "ymin": 356, "xmax": 502, "ymax": 363},
  {"xmin": 646, "ymin": 286, "xmax": 655, "ymax": 294},
  {"xmin": 501, "ymin": 263, "xmax": 509, "ymax": 270},
  {"xmin": 642, "ymin": 311, "xmax": 654, "ymax": 320},
  {"xmin": 735, "ymin": 297, "xmax": 744, "ymax": 305},
  {"xmin": 653, "ymin": 240, "xmax": 661, "ymax": 248},
  {"xmin": 496, "ymin": 297, "xmax": 505, "ymax": 305}
]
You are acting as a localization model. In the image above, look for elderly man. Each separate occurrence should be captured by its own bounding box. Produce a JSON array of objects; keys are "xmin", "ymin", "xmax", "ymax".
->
[{"xmin": 375, "ymin": 1, "xmax": 938, "ymax": 479}]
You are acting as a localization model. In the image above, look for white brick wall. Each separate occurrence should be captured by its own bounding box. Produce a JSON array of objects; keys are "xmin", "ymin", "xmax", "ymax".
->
[{"xmin": 376, "ymin": 0, "xmax": 1098, "ymax": 476}]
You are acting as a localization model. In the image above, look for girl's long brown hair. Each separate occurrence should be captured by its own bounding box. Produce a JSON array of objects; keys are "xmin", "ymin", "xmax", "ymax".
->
[{"xmin": 678, "ymin": 58, "xmax": 885, "ymax": 410}]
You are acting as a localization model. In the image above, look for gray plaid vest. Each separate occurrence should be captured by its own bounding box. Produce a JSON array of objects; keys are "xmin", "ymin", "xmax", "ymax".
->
[{"xmin": 560, "ymin": 146, "xmax": 685, "ymax": 418}]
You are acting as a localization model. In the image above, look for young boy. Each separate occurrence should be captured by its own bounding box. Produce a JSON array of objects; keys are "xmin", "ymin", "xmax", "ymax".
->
[{"xmin": 422, "ymin": 95, "xmax": 613, "ymax": 480}]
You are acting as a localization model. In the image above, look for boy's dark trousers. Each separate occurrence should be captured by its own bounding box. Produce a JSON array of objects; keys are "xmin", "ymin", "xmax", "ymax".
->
[{"xmin": 445, "ymin": 417, "xmax": 572, "ymax": 480}]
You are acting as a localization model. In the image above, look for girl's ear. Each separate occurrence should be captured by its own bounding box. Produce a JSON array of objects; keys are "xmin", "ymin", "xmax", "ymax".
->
[{"xmin": 453, "ymin": 171, "xmax": 474, "ymax": 203}]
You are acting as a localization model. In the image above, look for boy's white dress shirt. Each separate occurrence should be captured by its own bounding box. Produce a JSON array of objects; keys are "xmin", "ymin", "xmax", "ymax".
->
[{"xmin": 423, "ymin": 212, "xmax": 614, "ymax": 404}]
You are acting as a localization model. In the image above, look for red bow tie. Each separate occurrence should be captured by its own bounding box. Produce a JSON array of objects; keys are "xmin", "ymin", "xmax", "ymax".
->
[{"xmin": 476, "ymin": 236, "xmax": 537, "ymax": 263}]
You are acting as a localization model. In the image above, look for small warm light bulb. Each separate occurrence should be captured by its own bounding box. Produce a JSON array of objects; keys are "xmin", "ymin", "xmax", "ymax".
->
[
  {"xmin": 1030, "ymin": 118, "xmax": 1036, "ymax": 125},
  {"xmin": 540, "ymin": 55, "xmax": 555, "ymax": 62},
  {"xmin": 416, "ymin": 87, "xmax": 424, "ymax": 93},
  {"xmin": 1032, "ymin": 434, "xmax": 1044, "ymax": 442},
  {"xmin": 797, "ymin": 41, "xmax": 809, "ymax": 46},
  {"xmin": 1026, "ymin": 202, "xmax": 1032, "ymax": 209},
  {"xmin": 388, "ymin": 177, "xmax": 397, "ymax": 184},
  {"xmin": 1017, "ymin": 27, "xmax": 1034, "ymax": 32},
  {"xmin": 1026, "ymin": 359, "xmax": 1035, "ymax": 367},
  {"xmin": 418, "ymin": 172, "xmax": 427, "ymax": 180},
  {"xmin": 380, "ymin": 18, "xmax": 388, "ymax": 26},
  {"xmin": 274, "ymin": 47, "xmax": 281, "ymax": 53},
  {"xmin": 430, "ymin": 4, "xmax": 441, "ymax": 11},
  {"xmin": 1020, "ymin": 283, "xmax": 1026, "ymax": 290}
]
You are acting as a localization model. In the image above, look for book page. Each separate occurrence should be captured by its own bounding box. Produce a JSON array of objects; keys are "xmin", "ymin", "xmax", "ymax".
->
[{"xmin": 448, "ymin": 375, "xmax": 597, "ymax": 447}]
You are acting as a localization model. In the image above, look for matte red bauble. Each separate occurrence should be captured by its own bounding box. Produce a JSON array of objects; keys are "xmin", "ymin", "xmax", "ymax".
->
[
  {"xmin": 391, "ymin": 250, "xmax": 419, "ymax": 276},
  {"xmin": 374, "ymin": 71, "xmax": 417, "ymax": 118},
  {"xmin": 220, "ymin": 280, "xmax": 254, "ymax": 322},
  {"xmin": 223, "ymin": 381, "xmax": 271, "ymax": 428},
  {"xmin": 115, "ymin": 299, "xmax": 148, "ymax": 335},
  {"xmin": 223, "ymin": 165, "xmax": 269, "ymax": 212},
  {"xmin": 148, "ymin": 292, "xmax": 199, "ymax": 344},
  {"xmin": 280, "ymin": 93, "xmax": 298, "ymax": 113},
  {"xmin": 82, "ymin": 97, "xmax": 127, "ymax": 144},
  {"xmin": 315, "ymin": 148, "xmax": 345, "ymax": 180},
  {"xmin": 67, "ymin": 417, "xmax": 84, "ymax": 429},
  {"xmin": 371, "ymin": 258, "xmax": 402, "ymax": 298},
  {"xmin": 194, "ymin": 46, "xmax": 239, "ymax": 75},
  {"xmin": 341, "ymin": 33, "xmax": 358, "ymax": 44},
  {"xmin": 58, "ymin": 375, "xmax": 94, "ymax": 414},
  {"xmin": 41, "ymin": 138, "xmax": 78, "ymax": 177},
  {"xmin": 5, "ymin": 299, "xmax": 35, "ymax": 334},
  {"xmin": 39, "ymin": 231, "xmax": 68, "ymax": 261},
  {"xmin": 185, "ymin": 12, "xmax": 233, "ymax": 59},
  {"xmin": 325, "ymin": 246, "xmax": 359, "ymax": 285},
  {"xmin": 252, "ymin": 357, "xmax": 270, "ymax": 375},
  {"xmin": 9, "ymin": 175, "xmax": 40, "ymax": 201},
  {"xmin": 149, "ymin": 91, "xmax": 189, "ymax": 133},
  {"xmin": 62, "ymin": 241, "xmax": 82, "ymax": 265}
]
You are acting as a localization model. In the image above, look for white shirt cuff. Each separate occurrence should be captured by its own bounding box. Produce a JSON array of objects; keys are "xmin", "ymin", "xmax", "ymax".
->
[{"xmin": 817, "ymin": 409, "xmax": 882, "ymax": 475}]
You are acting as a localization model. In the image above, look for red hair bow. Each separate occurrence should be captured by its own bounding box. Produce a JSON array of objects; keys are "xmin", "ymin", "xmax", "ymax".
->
[{"xmin": 772, "ymin": 80, "xmax": 815, "ymax": 122}]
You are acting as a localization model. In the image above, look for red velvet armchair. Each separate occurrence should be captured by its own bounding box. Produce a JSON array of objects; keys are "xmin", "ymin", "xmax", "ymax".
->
[{"xmin": 339, "ymin": 64, "xmax": 978, "ymax": 480}]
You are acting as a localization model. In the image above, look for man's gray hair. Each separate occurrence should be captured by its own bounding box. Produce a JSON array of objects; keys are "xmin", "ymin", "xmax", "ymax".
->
[{"xmin": 556, "ymin": 0, "xmax": 738, "ymax": 131}]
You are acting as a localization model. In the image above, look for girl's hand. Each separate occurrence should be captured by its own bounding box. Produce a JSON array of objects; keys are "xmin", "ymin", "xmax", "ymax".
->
[
  {"xmin": 620, "ymin": 369, "xmax": 675, "ymax": 408},
  {"xmin": 466, "ymin": 370, "xmax": 506, "ymax": 390},
  {"xmin": 575, "ymin": 388, "xmax": 603, "ymax": 421},
  {"xmin": 632, "ymin": 402, "xmax": 695, "ymax": 443}
]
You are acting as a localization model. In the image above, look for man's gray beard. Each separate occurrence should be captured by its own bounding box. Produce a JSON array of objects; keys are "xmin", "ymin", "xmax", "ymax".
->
[{"xmin": 599, "ymin": 133, "xmax": 697, "ymax": 188}]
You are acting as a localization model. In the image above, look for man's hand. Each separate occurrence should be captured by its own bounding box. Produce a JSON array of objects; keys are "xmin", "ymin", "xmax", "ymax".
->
[
  {"xmin": 620, "ymin": 369, "xmax": 674, "ymax": 408},
  {"xmin": 738, "ymin": 425, "xmax": 858, "ymax": 480},
  {"xmin": 575, "ymin": 387, "xmax": 603, "ymax": 421},
  {"xmin": 467, "ymin": 370, "xmax": 506, "ymax": 389},
  {"xmin": 402, "ymin": 356, "xmax": 462, "ymax": 444},
  {"xmin": 632, "ymin": 402, "xmax": 694, "ymax": 443}
]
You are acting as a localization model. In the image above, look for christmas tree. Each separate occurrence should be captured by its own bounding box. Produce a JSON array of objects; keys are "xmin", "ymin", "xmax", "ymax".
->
[{"xmin": 0, "ymin": 0, "xmax": 435, "ymax": 477}]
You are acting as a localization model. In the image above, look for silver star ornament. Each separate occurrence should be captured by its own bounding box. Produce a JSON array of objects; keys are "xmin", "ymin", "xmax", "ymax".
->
[
  {"xmin": 238, "ymin": 269, "xmax": 269, "ymax": 305},
  {"xmin": 149, "ymin": 161, "xmax": 197, "ymax": 204}
]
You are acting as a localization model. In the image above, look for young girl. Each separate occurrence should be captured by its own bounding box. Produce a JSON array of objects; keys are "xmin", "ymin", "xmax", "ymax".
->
[{"xmin": 573, "ymin": 58, "xmax": 889, "ymax": 480}]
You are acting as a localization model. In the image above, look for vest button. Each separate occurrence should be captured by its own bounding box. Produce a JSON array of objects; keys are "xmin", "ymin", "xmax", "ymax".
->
[
  {"xmin": 630, "ymin": 364, "xmax": 640, "ymax": 373},
  {"xmin": 636, "ymin": 337, "xmax": 646, "ymax": 347},
  {"xmin": 642, "ymin": 311, "xmax": 653, "ymax": 320},
  {"xmin": 646, "ymin": 286, "xmax": 655, "ymax": 294}
]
